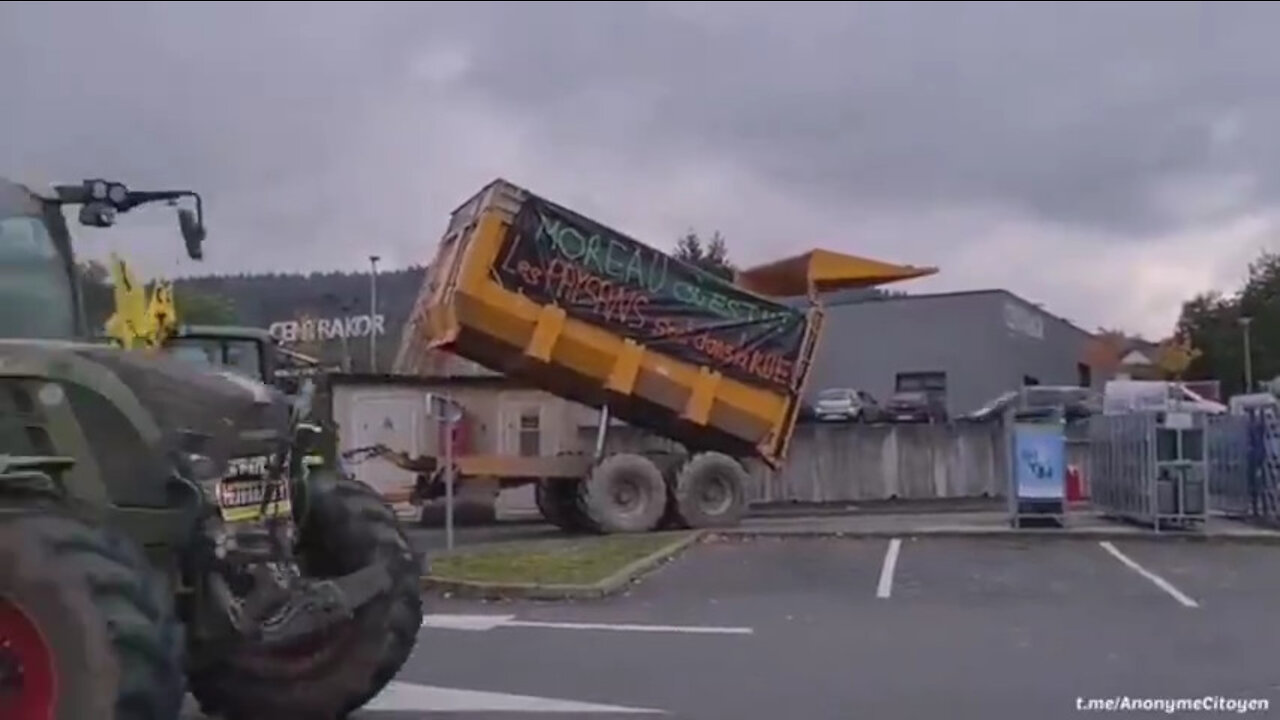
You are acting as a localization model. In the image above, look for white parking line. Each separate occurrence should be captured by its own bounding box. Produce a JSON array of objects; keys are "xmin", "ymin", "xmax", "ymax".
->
[
  {"xmin": 506, "ymin": 619, "xmax": 754, "ymax": 635},
  {"xmin": 1098, "ymin": 541, "xmax": 1200, "ymax": 608},
  {"xmin": 876, "ymin": 538, "xmax": 902, "ymax": 599},
  {"xmin": 421, "ymin": 614, "xmax": 754, "ymax": 635}
]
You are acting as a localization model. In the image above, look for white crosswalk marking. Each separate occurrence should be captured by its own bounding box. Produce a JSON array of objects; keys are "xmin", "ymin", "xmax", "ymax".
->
[
  {"xmin": 421, "ymin": 614, "xmax": 754, "ymax": 635},
  {"xmin": 876, "ymin": 538, "xmax": 902, "ymax": 599},
  {"xmin": 363, "ymin": 681, "xmax": 664, "ymax": 714}
]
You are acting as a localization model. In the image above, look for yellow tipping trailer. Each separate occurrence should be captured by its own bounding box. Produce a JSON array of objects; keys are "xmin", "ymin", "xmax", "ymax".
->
[{"xmin": 397, "ymin": 179, "xmax": 936, "ymax": 532}]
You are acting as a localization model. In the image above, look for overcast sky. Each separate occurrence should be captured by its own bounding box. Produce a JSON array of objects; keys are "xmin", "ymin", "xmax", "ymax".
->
[{"xmin": 3, "ymin": 1, "xmax": 1279, "ymax": 338}]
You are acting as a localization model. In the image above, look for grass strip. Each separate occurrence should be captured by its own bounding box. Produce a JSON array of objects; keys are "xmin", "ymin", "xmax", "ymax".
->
[{"xmin": 429, "ymin": 531, "xmax": 694, "ymax": 586}]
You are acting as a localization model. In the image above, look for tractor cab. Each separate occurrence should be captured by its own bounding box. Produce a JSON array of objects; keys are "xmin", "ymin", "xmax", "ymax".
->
[
  {"xmin": 159, "ymin": 324, "xmax": 332, "ymax": 471},
  {"xmin": 159, "ymin": 325, "xmax": 330, "ymax": 398},
  {"xmin": 161, "ymin": 325, "xmax": 278, "ymax": 385},
  {"xmin": 0, "ymin": 177, "xmax": 206, "ymax": 342}
]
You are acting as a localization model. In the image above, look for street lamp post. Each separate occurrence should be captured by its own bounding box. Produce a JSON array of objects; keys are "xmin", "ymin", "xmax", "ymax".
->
[
  {"xmin": 1240, "ymin": 316, "xmax": 1254, "ymax": 392},
  {"xmin": 368, "ymin": 255, "xmax": 380, "ymax": 373}
]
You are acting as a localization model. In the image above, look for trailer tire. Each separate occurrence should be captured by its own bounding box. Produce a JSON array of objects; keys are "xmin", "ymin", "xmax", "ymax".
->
[
  {"xmin": 672, "ymin": 452, "xmax": 748, "ymax": 529},
  {"xmin": 535, "ymin": 480, "xmax": 588, "ymax": 533},
  {"xmin": 577, "ymin": 454, "xmax": 668, "ymax": 533}
]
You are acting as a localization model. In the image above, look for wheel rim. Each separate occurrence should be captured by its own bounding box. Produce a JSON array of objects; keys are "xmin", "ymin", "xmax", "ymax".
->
[
  {"xmin": 0, "ymin": 598, "xmax": 56, "ymax": 720},
  {"xmin": 699, "ymin": 475, "xmax": 734, "ymax": 516},
  {"xmin": 612, "ymin": 477, "xmax": 645, "ymax": 516}
]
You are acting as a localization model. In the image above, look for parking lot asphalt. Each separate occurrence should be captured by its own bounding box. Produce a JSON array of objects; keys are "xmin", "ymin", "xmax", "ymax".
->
[{"xmin": 352, "ymin": 536, "xmax": 1280, "ymax": 719}]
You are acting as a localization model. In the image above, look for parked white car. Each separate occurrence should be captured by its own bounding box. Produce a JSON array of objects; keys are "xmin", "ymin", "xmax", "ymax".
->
[
  {"xmin": 813, "ymin": 387, "xmax": 879, "ymax": 422},
  {"xmin": 1229, "ymin": 392, "xmax": 1278, "ymax": 415},
  {"xmin": 1102, "ymin": 380, "xmax": 1227, "ymax": 415}
]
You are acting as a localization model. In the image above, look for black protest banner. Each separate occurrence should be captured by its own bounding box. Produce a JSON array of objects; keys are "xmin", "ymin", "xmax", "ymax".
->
[{"xmin": 492, "ymin": 195, "xmax": 809, "ymax": 392}]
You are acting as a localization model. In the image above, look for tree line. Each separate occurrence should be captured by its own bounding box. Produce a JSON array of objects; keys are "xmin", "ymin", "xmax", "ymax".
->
[
  {"xmin": 75, "ymin": 259, "xmax": 426, "ymax": 373},
  {"xmin": 75, "ymin": 230, "xmax": 1277, "ymax": 397},
  {"xmin": 1075, "ymin": 248, "xmax": 1280, "ymax": 398},
  {"xmin": 76, "ymin": 230, "xmax": 774, "ymax": 334},
  {"xmin": 77, "ymin": 260, "xmax": 240, "ymax": 331},
  {"xmin": 75, "ymin": 230, "xmax": 900, "ymax": 365},
  {"xmin": 1173, "ymin": 251, "xmax": 1280, "ymax": 396}
]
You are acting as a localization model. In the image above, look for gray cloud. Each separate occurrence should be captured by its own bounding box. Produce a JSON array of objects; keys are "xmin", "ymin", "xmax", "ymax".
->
[
  {"xmin": 2, "ymin": 1, "xmax": 1279, "ymax": 335},
  {"xmin": 444, "ymin": 1, "xmax": 1280, "ymax": 234}
]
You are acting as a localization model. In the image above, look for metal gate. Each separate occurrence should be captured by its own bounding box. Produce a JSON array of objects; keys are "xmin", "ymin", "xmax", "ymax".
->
[{"xmin": 1089, "ymin": 413, "xmax": 1208, "ymax": 530}]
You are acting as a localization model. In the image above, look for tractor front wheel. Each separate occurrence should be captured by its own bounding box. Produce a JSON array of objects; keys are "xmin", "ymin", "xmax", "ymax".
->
[{"xmin": 186, "ymin": 471, "xmax": 424, "ymax": 719}]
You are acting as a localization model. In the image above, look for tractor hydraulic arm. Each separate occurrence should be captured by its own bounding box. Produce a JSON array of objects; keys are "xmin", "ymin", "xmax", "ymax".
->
[{"xmin": 341, "ymin": 444, "xmax": 440, "ymax": 474}]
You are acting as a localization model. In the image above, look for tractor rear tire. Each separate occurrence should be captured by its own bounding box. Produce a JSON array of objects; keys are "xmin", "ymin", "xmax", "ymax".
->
[
  {"xmin": 186, "ymin": 471, "xmax": 423, "ymax": 719},
  {"xmin": 0, "ymin": 511, "xmax": 185, "ymax": 720},
  {"xmin": 577, "ymin": 453, "xmax": 667, "ymax": 534},
  {"xmin": 535, "ymin": 479, "xmax": 589, "ymax": 533},
  {"xmin": 672, "ymin": 452, "xmax": 749, "ymax": 529}
]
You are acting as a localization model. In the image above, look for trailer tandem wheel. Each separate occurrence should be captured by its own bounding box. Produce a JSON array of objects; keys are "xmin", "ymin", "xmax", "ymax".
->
[
  {"xmin": 576, "ymin": 453, "xmax": 668, "ymax": 533},
  {"xmin": 672, "ymin": 451, "xmax": 749, "ymax": 528},
  {"xmin": 535, "ymin": 479, "xmax": 591, "ymax": 533}
]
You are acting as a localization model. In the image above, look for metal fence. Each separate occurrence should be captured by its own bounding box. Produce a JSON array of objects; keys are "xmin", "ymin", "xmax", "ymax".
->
[
  {"xmin": 1206, "ymin": 404, "xmax": 1280, "ymax": 525},
  {"xmin": 1207, "ymin": 414, "xmax": 1252, "ymax": 517}
]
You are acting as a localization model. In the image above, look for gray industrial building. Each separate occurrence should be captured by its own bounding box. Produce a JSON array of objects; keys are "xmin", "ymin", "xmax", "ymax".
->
[{"xmin": 804, "ymin": 289, "xmax": 1097, "ymax": 417}]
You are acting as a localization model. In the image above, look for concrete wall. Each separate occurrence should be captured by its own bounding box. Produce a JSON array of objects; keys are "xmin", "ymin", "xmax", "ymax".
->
[
  {"xmin": 500, "ymin": 418, "xmax": 1096, "ymax": 515},
  {"xmin": 333, "ymin": 378, "xmax": 1096, "ymax": 517},
  {"xmin": 746, "ymin": 421, "xmax": 1092, "ymax": 505},
  {"xmin": 746, "ymin": 422, "xmax": 1007, "ymax": 503}
]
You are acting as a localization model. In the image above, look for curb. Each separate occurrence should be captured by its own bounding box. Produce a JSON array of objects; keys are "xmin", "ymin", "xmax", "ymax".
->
[
  {"xmin": 714, "ymin": 527, "xmax": 1280, "ymax": 545},
  {"xmin": 421, "ymin": 530, "xmax": 707, "ymax": 600},
  {"xmin": 748, "ymin": 502, "xmax": 1004, "ymax": 518}
]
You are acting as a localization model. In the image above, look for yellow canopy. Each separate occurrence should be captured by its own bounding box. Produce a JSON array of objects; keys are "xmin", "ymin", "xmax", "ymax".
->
[{"xmin": 735, "ymin": 249, "xmax": 938, "ymax": 298}]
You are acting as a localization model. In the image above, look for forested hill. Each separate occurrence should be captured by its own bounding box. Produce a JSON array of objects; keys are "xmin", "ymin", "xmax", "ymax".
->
[
  {"xmin": 111, "ymin": 261, "xmax": 903, "ymax": 376},
  {"xmin": 166, "ymin": 267, "xmax": 900, "ymax": 372},
  {"xmin": 171, "ymin": 266, "xmax": 427, "ymax": 373}
]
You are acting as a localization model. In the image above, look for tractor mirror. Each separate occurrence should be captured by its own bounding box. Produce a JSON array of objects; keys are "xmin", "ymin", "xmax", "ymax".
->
[{"xmin": 179, "ymin": 208, "xmax": 206, "ymax": 260}]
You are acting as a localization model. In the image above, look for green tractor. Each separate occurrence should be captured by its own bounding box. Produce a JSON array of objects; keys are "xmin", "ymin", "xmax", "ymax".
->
[{"xmin": 0, "ymin": 179, "xmax": 423, "ymax": 719}]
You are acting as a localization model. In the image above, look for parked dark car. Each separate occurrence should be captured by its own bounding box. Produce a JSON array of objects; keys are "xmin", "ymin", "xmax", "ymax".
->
[
  {"xmin": 965, "ymin": 386, "xmax": 1100, "ymax": 422},
  {"xmin": 884, "ymin": 391, "xmax": 947, "ymax": 423}
]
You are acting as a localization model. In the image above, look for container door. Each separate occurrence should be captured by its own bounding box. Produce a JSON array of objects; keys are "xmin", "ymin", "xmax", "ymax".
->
[{"xmin": 348, "ymin": 390, "xmax": 423, "ymax": 505}]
